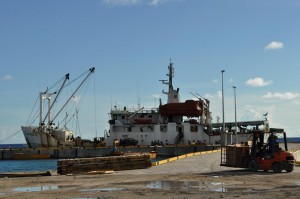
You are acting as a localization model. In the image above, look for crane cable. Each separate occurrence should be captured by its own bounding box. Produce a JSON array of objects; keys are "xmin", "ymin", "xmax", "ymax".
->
[{"xmin": 0, "ymin": 129, "xmax": 22, "ymax": 144}]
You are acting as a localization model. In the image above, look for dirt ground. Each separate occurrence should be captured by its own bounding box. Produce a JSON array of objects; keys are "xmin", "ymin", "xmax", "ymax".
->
[{"xmin": 1, "ymin": 150, "xmax": 300, "ymax": 199}]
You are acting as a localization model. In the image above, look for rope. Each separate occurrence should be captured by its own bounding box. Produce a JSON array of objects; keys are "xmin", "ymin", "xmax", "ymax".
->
[
  {"xmin": 63, "ymin": 69, "xmax": 89, "ymax": 88},
  {"xmin": 0, "ymin": 129, "xmax": 22, "ymax": 144},
  {"xmin": 48, "ymin": 74, "xmax": 67, "ymax": 91}
]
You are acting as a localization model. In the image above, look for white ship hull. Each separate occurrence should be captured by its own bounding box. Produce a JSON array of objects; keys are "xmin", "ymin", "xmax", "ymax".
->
[{"xmin": 21, "ymin": 126, "xmax": 74, "ymax": 148}]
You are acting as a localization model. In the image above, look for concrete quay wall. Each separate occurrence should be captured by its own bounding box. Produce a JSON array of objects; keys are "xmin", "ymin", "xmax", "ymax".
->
[{"xmin": 0, "ymin": 144, "xmax": 219, "ymax": 160}]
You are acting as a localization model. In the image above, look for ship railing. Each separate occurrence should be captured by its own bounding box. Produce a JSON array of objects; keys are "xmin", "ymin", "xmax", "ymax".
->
[{"xmin": 111, "ymin": 107, "xmax": 158, "ymax": 114}]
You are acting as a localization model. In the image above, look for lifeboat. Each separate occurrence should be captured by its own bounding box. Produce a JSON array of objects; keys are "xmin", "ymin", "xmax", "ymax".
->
[{"xmin": 159, "ymin": 100, "xmax": 202, "ymax": 117}]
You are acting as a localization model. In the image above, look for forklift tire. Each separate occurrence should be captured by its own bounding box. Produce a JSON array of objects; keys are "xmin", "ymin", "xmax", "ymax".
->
[
  {"xmin": 286, "ymin": 164, "xmax": 294, "ymax": 172},
  {"xmin": 248, "ymin": 160, "xmax": 258, "ymax": 172},
  {"xmin": 272, "ymin": 163, "xmax": 282, "ymax": 173},
  {"xmin": 263, "ymin": 170, "xmax": 269, "ymax": 172}
]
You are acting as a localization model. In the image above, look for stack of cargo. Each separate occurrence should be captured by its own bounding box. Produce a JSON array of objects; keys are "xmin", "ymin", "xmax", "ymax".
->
[
  {"xmin": 57, "ymin": 154, "xmax": 151, "ymax": 175},
  {"xmin": 222, "ymin": 144, "xmax": 250, "ymax": 167}
]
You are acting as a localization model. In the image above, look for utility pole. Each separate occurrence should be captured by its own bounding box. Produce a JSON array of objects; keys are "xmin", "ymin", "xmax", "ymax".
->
[
  {"xmin": 233, "ymin": 86, "xmax": 238, "ymax": 144},
  {"xmin": 221, "ymin": 70, "xmax": 226, "ymax": 146}
]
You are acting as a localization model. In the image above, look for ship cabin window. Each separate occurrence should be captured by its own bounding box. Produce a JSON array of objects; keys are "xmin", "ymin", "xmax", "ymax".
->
[
  {"xmin": 127, "ymin": 127, "xmax": 131, "ymax": 132},
  {"xmin": 190, "ymin": 125, "xmax": 198, "ymax": 132},
  {"xmin": 122, "ymin": 115, "xmax": 125, "ymax": 120}
]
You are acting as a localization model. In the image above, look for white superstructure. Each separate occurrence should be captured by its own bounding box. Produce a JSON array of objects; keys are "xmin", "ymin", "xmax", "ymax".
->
[{"xmin": 106, "ymin": 63, "xmax": 217, "ymax": 146}]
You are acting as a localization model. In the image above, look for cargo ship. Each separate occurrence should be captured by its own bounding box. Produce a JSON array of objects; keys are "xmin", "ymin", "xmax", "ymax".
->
[
  {"xmin": 21, "ymin": 67, "xmax": 96, "ymax": 148},
  {"xmin": 105, "ymin": 62, "xmax": 268, "ymax": 146}
]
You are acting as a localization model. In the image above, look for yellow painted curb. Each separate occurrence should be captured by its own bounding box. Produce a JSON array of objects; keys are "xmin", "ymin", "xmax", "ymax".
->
[
  {"xmin": 177, "ymin": 155, "xmax": 187, "ymax": 159},
  {"xmin": 193, "ymin": 152, "xmax": 202, "ymax": 155},
  {"xmin": 152, "ymin": 149, "xmax": 221, "ymax": 166},
  {"xmin": 168, "ymin": 157, "xmax": 178, "ymax": 162}
]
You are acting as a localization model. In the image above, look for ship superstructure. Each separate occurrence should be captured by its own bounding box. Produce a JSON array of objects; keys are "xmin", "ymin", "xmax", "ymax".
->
[{"xmin": 105, "ymin": 63, "xmax": 216, "ymax": 146}]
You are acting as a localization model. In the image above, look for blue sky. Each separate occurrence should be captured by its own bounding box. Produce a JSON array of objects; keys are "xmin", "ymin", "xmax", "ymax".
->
[{"xmin": 1, "ymin": 0, "xmax": 300, "ymax": 144}]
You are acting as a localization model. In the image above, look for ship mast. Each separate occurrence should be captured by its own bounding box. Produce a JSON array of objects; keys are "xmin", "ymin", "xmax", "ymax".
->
[
  {"xmin": 160, "ymin": 62, "xmax": 180, "ymax": 103},
  {"xmin": 39, "ymin": 91, "xmax": 55, "ymax": 127},
  {"xmin": 42, "ymin": 73, "xmax": 70, "ymax": 128}
]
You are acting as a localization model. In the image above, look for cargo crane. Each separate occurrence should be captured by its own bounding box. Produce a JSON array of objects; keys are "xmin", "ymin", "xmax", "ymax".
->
[{"xmin": 221, "ymin": 128, "xmax": 295, "ymax": 172}]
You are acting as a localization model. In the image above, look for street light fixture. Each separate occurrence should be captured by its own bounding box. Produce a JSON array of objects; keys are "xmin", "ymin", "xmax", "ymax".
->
[
  {"xmin": 221, "ymin": 70, "xmax": 226, "ymax": 146},
  {"xmin": 232, "ymin": 86, "xmax": 238, "ymax": 144}
]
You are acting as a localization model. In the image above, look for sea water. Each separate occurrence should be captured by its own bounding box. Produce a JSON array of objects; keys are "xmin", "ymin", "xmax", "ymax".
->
[
  {"xmin": 278, "ymin": 137, "xmax": 300, "ymax": 143},
  {"xmin": 0, "ymin": 159, "xmax": 57, "ymax": 173},
  {"xmin": 0, "ymin": 143, "xmax": 28, "ymax": 149},
  {"xmin": 0, "ymin": 143, "xmax": 56, "ymax": 173},
  {"xmin": 0, "ymin": 143, "xmax": 57, "ymax": 172}
]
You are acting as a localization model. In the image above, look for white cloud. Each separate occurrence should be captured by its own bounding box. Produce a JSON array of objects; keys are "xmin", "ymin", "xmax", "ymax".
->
[
  {"xmin": 217, "ymin": 91, "xmax": 222, "ymax": 99},
  {"xmin": 242, "ymin": 105, "xmax": 269, "ymax": 121},
  {"xmin": 212, "ymin": 79, "xmax": 218, "ymax": 84},
  {"xmin": 151, "ymin": 94, "xmax": 161, "ymax": 99},
  {"xmin": 2, "ymin": 74, "xmax": 12, "ymax": 80},
  {"xmin": 262, "ymin": 92, "xmax": 300, "ymax": 100},
  {"xmin": 149, "ymin": 0, "xmax": 166, "ymax": 5},
  {"xmin": 265, "ymin": 41, "xmax": 284, "ymax": 50},
  {"xmin": 71, "ymin": 95, "xmax": 82, "ymax": 104},
  {"xmin": 246, "ymin": 77, "xmax": 272, "ymax": 87}
]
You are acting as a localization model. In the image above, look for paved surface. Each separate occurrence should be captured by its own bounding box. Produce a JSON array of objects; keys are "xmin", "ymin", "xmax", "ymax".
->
[{"xmin": 1, "ymin": 145, "xmax": 299, "ymax": 199}]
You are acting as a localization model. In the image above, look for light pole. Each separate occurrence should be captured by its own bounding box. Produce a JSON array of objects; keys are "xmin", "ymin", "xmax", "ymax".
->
[
  {"xmin": 232, "ymin": 86, "xmax": 238, "ymax": 144},
  {"xmin": 221, "ymin": 70, "xmax": 226, "ymax": 146}
]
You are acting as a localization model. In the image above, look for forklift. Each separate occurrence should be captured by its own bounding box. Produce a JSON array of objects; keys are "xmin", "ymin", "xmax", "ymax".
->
[{"xmin": 221, "ymin": 128, "xmax": 295, "ymax": 172}]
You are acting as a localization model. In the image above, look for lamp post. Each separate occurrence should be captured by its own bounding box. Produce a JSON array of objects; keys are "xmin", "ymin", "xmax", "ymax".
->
[
  {"xmin": 232, "ymin": 86, "xmax": 238, "ymax": 144},
  {"xmin": 221, "ymin": 70, "xmax": 226, "ymax": 146}
]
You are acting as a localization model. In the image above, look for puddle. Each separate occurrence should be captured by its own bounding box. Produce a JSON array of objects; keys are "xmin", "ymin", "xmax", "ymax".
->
[
  {"xmin": 123, "ymin": 180, "xmax": 224, "ymax": 191},
  {"xmin": 211, "ymin": 187, "xmax": 228, "ymax": 192},
  {"xmin": 0, "ymin": 193, "xmax": 5, "ymax": 196},
  {"xmin": 80, "ymin": 187, "xmax": 127, "ymax": 192},
  {"xmin": 13, "ymin": 185, "xmax": 59, "ymax": 192},
  {"xmin": 210, "ymin": 182, "xmax": 223, "ymax": 186},
  {"xmin": 12, "ymin": 185, "xmax": 77, "ymax": 192},
  {"xmin": 296, "ymin": 181, "xmax": 300, "ymax": 186}
]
